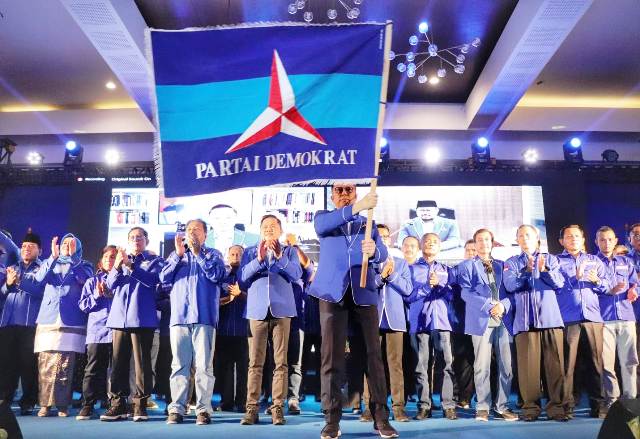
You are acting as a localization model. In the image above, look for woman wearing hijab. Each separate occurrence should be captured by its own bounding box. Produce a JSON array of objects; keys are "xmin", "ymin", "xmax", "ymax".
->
[
  {"xmin": 27, "ymin": 234, "xmax": 93, "ymax": 417},
  {"xmin": 76, "ymin": 245, "xmax": 117, "ymax": 420}
]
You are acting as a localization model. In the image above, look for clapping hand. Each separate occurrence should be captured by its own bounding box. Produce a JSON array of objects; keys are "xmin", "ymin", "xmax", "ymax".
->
[
  {"xmin": 6, "ymin": 266, "xmax": 18, "ymax": 286},
  {"xmin": 51, "ymin": 236, "xmax": 60, "ymax": 259},
  {"xmin": 381, "ymin": 258, "xmax": 394, "ymax": 279},
  {"xmin": 428, "ymin": 271, "xmax": 439, "ymax": 288},
  {"xmin": 175, "ymin": 234, "xmax": 186, "ymax": 258}
]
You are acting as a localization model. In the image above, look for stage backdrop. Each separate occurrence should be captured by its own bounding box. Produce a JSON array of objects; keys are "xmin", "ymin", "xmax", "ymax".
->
[{"xmin": 148, "ymin": 22, "xmax": 389, "ymax": 196}]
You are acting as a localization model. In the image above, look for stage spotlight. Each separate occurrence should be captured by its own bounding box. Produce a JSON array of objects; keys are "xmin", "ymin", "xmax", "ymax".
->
[
  {"xmin": 379, "ymin": 136, "xmax": 390, "ymax": 163},
  {"xmin": 424, "ymin": 147, "xmax": 441, "ymax": 165},
  {"xmin": 471, "ymin": 137, "xmax": 491, "ymax": 165},
  {"xmin": 602, "ymin": 149, "xmax": 619, "ymax": 163},
  {"xmin": 26, "ymin": 151, "xmax": 44, "ymax": 166},
  {"xmin": 562, "ymin": 137, "xmax": 583, "ymax": 164},
  {"xmin": 63, "ymin": 140, "xmax": 84, "ymax": 166},
  {"xmin": 105, "ymin": 149, "xmax": 121, "ymax": 166},
  {"xmin": 522, "ymin": 148, "xmax": 539, "ymax": 164}
]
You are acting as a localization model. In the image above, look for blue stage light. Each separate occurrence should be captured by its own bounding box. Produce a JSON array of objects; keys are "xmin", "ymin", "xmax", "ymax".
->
[
  {"xmin": 563, "ymin": 137, "xmax": 583, "ymax": 164},
  {"xmin": 569, "ymin": 137, "xmax": 582, "ymax": 148},
  {"xmin": 477, "ymin": 137, "xmax": 489, "ymax": 148},
  {"xmin": 471, "ymin": 137, "xmax": 491, "ymax": 165}
]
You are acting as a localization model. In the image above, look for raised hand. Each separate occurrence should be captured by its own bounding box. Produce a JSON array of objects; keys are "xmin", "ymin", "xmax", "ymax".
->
[
  {"xmin": 353, "ymin": 191, "xmax": 378, "ymax": 214},
  {"xmin": 586, "ymin": 268, "xmax": 600, "ymax": 284},
  {"xmin": 526, "ymin": 255, "xmax": 535, "ymax": 272},
  {"xmin": 175, "ymin": 233, "xmax": 185, "ymax": 258},
  {"xmin": 114, "ymin": 247, "xmax": 125, "ymax": 269},
  {"xmin": 69, "ymin": 238, "xmax": 77, "ymax": 256},
  {"xmin": 228, "ymin": 282, "xmax": 241, "ymax": 297},
  {"xmin": 428, "ymin": 271, "xmax": 439, "ymax": 287},
  {"xmin": 361, "ymin": 239, "xmax": 376, "ymax": 258},
  {"xmin": 381, "ymin": 258, "xmax": 394, "ymax": 279},
  {"xmin": 6, "ymin": 266, "xmax": 18, "ymax": 286},
  {"xmin": 538, "ymin": 255, "xmax": 547, "ymax": 272},
  {"xmin": 97, "ymin": 281, "xmax": 106, "ymax": 297},
  {"xmin": 257, "ymin": 240, "xmax": 268, "ymax": 262},
  {"xmin": 51, "ymin": 236, "xmax": 60, "ymax": 259}
]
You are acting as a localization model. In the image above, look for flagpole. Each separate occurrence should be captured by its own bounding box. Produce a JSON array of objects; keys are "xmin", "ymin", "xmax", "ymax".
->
[{"xmin": 360, "ymin": 20, "xmax": 393, "ymax": 288}]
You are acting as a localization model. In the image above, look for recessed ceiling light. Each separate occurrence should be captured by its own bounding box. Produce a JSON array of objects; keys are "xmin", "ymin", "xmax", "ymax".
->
[
  {"xmin": 429, "ymin": 76, "xmax": 440, "ymax": 85},
  {"xmin": 551, "ymin": 125, "xmax": 566, "ymax": 130},
  {"xmin": 105, "ymin": 81, "xmax": 117, "ymax": 90}
]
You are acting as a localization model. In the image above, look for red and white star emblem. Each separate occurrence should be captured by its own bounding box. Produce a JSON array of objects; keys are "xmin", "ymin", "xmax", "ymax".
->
[{"xmin": 226, "ymin": 49, "xmax": 327, "ymax": 154}]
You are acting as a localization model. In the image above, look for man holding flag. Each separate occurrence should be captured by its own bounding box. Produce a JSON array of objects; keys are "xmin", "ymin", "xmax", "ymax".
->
[{"xmin": 309, "ymin": 183, "xmax": 399, "ymax": 439}]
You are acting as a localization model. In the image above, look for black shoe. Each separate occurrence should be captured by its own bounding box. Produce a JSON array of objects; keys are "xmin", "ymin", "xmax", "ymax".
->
[
  {"xmin": 76, "ymin": 405, "xmax": 94, "ymax": 420},
  {"xmin": 414, "ymin": 408, "xmax": 432, "ymax": 420},
  {"xmin": 196, "ymin": 411, "xmax": 211, "ymax": 425},
  {"xmin": 549, "ymin": 414, "xmax": 569, "ymax": 422},
  {"xmin": 589, "ymin": 408, "xmax": 601, "ymax": 418},
  {"xmin": 374, "ymin": 420, "xmax": 399, "ymax": 438},
  {"xmin": 132, "ymin": 404, "xmax": 148, "ymax": 422},
  {"xmin": 19, "ymin": 405, "xmax": 34, "ymax": 416},
  {"xmin": 271, "ymin": 405, "xmax": 286, "ymax": 425},
  {"xmin": 288, "ymin": 399, "xmax": 301, "ymax": 415},
  {"xmin": 521, "ymin": 413, "xmax": 539, "ymax": 422},
  {"xmin": 100, "ymin": 404, "xmax": 128, "ymax": 422},
  {"xmin": 166, "ymin": 412, "xmax": 183, "ymax": 424},
  {"xmin": 359, "ymin": 408, "xmax": 373, "ymax": 422},
  {"xmin": 241, "ymin": 405, "xmax": 259, "ymax": 425},
  {"xmin": 444, "ymin": 408, "xmax": 458, "ymax": 420},
  {"xmin": 320, "ymin": 422, "xmax": 341, "ymax": 439}
]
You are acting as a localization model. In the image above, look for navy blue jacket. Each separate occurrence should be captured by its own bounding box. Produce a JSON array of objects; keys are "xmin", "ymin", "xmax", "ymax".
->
[{"xmin": 106, "ymin": 251, "xmax": 163, "ymax": 329}]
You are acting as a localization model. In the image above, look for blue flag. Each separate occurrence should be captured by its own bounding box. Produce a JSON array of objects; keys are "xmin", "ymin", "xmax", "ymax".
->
[{"xmin": 148, "ymin": 23, "xmax": 388, "ymax": 197}]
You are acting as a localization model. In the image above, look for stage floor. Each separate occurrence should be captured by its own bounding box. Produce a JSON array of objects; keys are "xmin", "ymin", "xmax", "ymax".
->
[{"xmin": 14, "ymin": 397, "xmax": 602, "ymax": 439}]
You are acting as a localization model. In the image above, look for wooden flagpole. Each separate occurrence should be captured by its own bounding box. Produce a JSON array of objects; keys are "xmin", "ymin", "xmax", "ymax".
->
[{"xmin": 360, "ymin": 21, "xmax": 393, "ymax": 288}]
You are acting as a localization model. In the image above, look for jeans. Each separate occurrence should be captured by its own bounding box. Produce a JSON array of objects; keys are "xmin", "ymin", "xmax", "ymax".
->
[
  {"xmin": 602, "ymin": 320, "xmax": 638, "ymax": 406},
  {"xmin": 168, "ymin": 324, "xmax": 216, "ymax": 415},
  {"xmin": 412, "ymin": 330, "xmax": 455, "ymax": 410},
  {"xmin": 471, "ymin": 325, "xmax": 513, "ymax": 412}
]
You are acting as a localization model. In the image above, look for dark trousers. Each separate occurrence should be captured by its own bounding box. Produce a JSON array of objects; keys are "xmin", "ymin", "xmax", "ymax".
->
[
  {"xmin": 564, "ymin": 321, "xmax": 604, "ymax": 412},
  {"xmin": 515, "ymin": 328, "xmax": 565, "ymax": 417},
  {"xmin": 109, "ymin": 328, "xmax": 155, "ymax": 408},
  {"xmin": 301, "ymin": 333, "xmax": 322, "ymax": 399},
  {"xmin": 155, "ymin": 334, "xmax": 172, "ymax": 404},
  {"xmin": 82, "ymin": 343, "xmax": 112, "ymax": 406},
  {"xmin": 214, "ymin": 335, "xmax": 248, "ymax": 410},
  {"xmin": 319, "ymin": 291, "xmax": 389, "ymax": 424},
  {"xmin": 451, "ymin": 332, "xmax": 474, "ymax": 404},
  {"xmin": 0, "ymin": 325, "xmax": 38, "ymax": 407}
]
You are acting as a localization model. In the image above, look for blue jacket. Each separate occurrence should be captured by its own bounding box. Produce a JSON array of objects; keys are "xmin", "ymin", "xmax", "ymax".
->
[
  {"xmin": 240, "ymin": 244, "xmax": 302, "ymax": 320},
  {"xmin": 448, "ymin": 264, "xmax": 466, "ymax": 334},
  {"xmin": 597, "ymin": 253, "xmax": 637, "ymax": 322},
  {"xmin": 78, "ymin": 272, "xmax": 113, "ymax": 344},
  {"xmin": 30, "ymin": 256, "xmax": 93, "ymax": 326},
  {"xmin": 556, "ymin": 251, "xmax": 609, "ymax": 324},
  {"xmin": 396, "ymin": 216, "xmax": 461, "ymax": 250},
  {"xmin": 405, "ymin": 258, "xmax": 453, "ymax": 333},
  {"xmin": 0, "ymin": 230, "xmax": 20, "ymax": 268},
  {"xmin": 0, "ymin": 259, "xmax": 44, "ymax": 327},
  {"xmin": 106, "ymin": 251, "xmax": 163, "ymax": 329},
  {"xmin": 374, "ymin": 256, "xmax": 412, "ymax": 332},
  {"xmin": 159, "ymin": 247, "xmax": 226, "ymax": 327},
  {"xmin": 503, "ymin": 252, "xmax": 565, "ymax": 334},
  {"xmin": 458, "ymin": 256, "xmax": 513, "ymax": 337},
  {"xmin": 308, "ymin": 206, "xmax": 388, "ymax": 305}
]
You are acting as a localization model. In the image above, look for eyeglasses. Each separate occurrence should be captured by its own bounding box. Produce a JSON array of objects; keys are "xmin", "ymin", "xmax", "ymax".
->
[
  {"xmin": 632, "ymin": 234, "xmax": 640, "ymax": 240},
  {"xmin": 128, "ymin": 235, "xmax": 145, "ymax": 242},
  {"xmin": 333, "ymin": 186, "xmax": 355, "ymax": 195}
]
